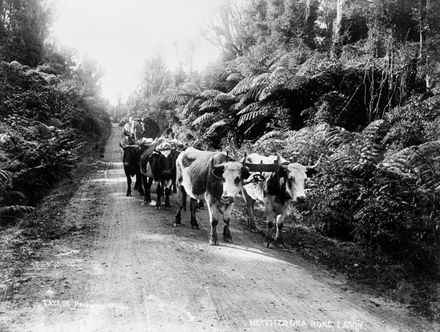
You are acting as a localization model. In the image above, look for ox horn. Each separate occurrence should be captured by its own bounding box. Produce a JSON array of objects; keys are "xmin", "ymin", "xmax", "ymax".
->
[
  {"xmin": 242, "ymin": 152, "xmax": 247, "ymax": 164},
  {"xmin": 306, "ymin": 154, "xmax": 323, "ymax": 170}
]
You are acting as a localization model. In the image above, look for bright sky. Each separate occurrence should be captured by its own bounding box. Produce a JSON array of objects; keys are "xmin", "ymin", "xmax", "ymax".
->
[{"xmin": 50, "ymin": 0, "xmax": 222, "ymax": 105}]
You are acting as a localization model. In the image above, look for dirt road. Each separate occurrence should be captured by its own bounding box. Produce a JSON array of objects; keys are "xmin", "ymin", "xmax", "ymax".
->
[{"xmin": 1, "ymin": 125, "xmax": 435, "ymax": 332}]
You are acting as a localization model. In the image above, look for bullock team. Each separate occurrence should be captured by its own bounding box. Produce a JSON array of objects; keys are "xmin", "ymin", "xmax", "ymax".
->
[{"xmin": 120, "ymin": 128, "xmax": 320, "ymax": 248}]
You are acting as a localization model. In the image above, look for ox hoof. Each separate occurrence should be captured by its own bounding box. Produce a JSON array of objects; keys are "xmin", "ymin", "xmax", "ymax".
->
[
  {"xmin": 209, "ymin": 238, "xmax": 219, "ymax": 246},
  {"xmin": 265, "ymin": 237, "xmax": 272, "ymax": 248},
  {"xmin": 126, "ymin": 192, "xmax": 131, "ymax": 197},
  {"xmin": 174, "ymin": 222, "xmax": 182, "ymax": 227},
  {"xmin": 274, "ymin": 238, "xmax": 287, "ymax": 249},
  {"xmin": 223, "ymin": 236, "xmax": 233, "ymax": 243},
  {"xmin": 191, "ymin": 223, "xmax": 200, "ymax": 230}
]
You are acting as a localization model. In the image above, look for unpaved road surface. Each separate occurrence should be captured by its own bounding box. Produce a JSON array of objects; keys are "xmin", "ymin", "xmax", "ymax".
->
[{"xmin": 1, "ymin": 125, "xmax": 436, "ymax": 332}]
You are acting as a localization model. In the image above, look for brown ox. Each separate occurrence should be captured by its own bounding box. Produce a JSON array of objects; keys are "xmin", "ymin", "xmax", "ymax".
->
[{"xmin": 174, "ymin": 147, "xmax": 250, "ymax": 245}]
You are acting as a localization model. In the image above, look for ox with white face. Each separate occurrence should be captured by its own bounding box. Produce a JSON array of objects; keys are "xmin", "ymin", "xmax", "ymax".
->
[
  {"xmin": 175, "ymin": 147, "xmax": 250, "ymax": 245},
  {"xmin": 283, "ymin": 163, "xmax": 307, "ymax": 202},
  {"xmin": 242, "ymin": 153, "xmax": 317, "ymax": 247},
  {"xmin": 212, "ymin": 162, "xmax": 245, "ymax": 204}
]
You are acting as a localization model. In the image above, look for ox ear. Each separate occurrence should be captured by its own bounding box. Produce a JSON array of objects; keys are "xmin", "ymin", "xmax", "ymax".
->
[
  {"xmin": 305, "ymin": 168, "xmax": 317, "ymax": 177},
  {"xmin": 212, "ymin": 164, "xmax": 225, "ymax": 179},
  {"xmin": 241, "ymin": 166, "xmax": 250, "ymax": 179}
]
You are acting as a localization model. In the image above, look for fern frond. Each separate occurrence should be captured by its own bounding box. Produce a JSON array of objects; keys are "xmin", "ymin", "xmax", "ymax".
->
[
  {"xmin": 205, "ymin": 119, "xmax": 231, "ymax": 136},
  {"xmin": 329, "ymin": 152, "xmax": 359, "ymax": 171},
  {"xmin": 240, "ymin": 83, "xmax": 268, "ymax": 103},
  {"xmin": 0, "ymin": 170, "xmax": 12, "ymax": 183},
  {"xmin": 170, "ymin": 83, "xmax": 202, "ymax": 103},
  {"xmin": 281, "ymin": 130, "xmax": 297, "ymax": 139},
  {"xmin": 236, "ymin": 102, "xmax": 261, "ymax": 116},
  {"xmin": 226, "ymin": 73, "xmax": 242, "ymax": 82},
  {"xmin": 359, "ymin": 143, "xmax": 383, "ymax": 165},
  {"xmin": 182, "ymin": 98, "xmax": 203, "ymax": 117},
  {"xmin": 230, "ymin": 73, "xmax": 270, "ymax": 95},
  {"xmin": 380, "ymin": 147, "xmax": 416, "ymax": 176},
  {"xmin": 254, "ymin": 130, "xmax": 283, "ymax": 145},
  {"xmin": 238, "ymin": 105, "xmax": 272, "ymax": 127},
  {"xmin": 214, "ymin": 93, "xmax": 237, "ymax": 104},
  {"xmin": 192, "ymin": 112, "xmax": 215, "ymax": 126},
  {"xmin": 409, "ymin": 141, "xmax": 440, "ymax": 191},
  {"xmin": 200, "ymin": 89, "xmax": 222, "ymax": 100},
  {"xmin": 0, "ymin": 205, "xmax": 35, "ymax": 216},
  {"xmin": 199, "ymin": 100, "xmax": 222, "ymax": 113},
  {"xmin": 284, "ymin": 75, "xmax": 308, "ymax": 90},
  {"xmin": 362, "ymin": 119, "xmax": 390, "ymax": 143},
  {"xmin": 324, "ymin": 126, "xmax": 353, "ymax": 149}
]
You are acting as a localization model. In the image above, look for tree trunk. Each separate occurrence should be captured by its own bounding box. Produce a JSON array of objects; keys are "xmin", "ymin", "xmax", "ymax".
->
[
  {"xmin": 332, "ymin": 0, "xmax": 346, "ymax": 59},
  {"xmin": 418, "ymin": 0, "xmax": 431, "ymax": 93}
]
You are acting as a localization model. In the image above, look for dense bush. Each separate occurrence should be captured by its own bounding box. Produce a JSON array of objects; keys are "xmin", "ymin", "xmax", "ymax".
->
[{"xmin": 0, "ymin": 61, "xmax": 111, "ymax": 223}]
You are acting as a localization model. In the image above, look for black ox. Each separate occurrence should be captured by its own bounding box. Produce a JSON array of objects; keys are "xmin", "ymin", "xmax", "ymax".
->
[
  {"xmin": 139, "ymin": 141, "xmax": 180, "ymax": 209},
  {"xmin": 120, "ymin": 143, "xmax": 144, "ymax": 197}
]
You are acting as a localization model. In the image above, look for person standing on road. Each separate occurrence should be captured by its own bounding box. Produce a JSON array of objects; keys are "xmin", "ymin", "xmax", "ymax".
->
[{"xmin": 133, "ymin": 118, "xmax": 144, "ymax": 140}]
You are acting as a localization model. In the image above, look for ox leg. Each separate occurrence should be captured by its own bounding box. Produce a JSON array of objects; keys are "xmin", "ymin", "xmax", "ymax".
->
[
  {"xmin": 189, "ymin": 198, "xmax": 199, "ymax": 229},
  {"xmin": 274, "ymin": 211, "xmax": 288, "ymax": 249},
  {"xmin": 164, "ymin": 188, "xmax": 171, "ymax": 209},
  {"xmin": 222, "ymin": 204, "xmax": 234, "ymax": 243},
  {"xmin": 243, "ymin": 190, "xmax": 257, "ymax": 232},
  {"xmin": 125, "ymin": 171, "xmax": 132, "ymax": 197},
  {"xmin": 163, "ymin": 180, "xmax": 172, "ymax": 209},
  {"xmin": 174, "ymin": 186, "xmax": 186, "ymax": 227},
  {"xmin": 135, "ymin": 171, "xmax": 144, "ymax": 196},
  {"xmin": 264, "ymin": 209, "xmax": 276, "ymax": 248},
  {"xmin": 143, "ymin": 176, "xmax": 152, "ymax": 203},
  {"xmin": 264, "ymin": 199, "xmax": 277, "ymax": 248},
  {"xmin": 265, "ymin": 221, "xmax": 274, "ymax": 248},
  {"xmin": 155, "ymin": 182, "xmax": 163, "ymax": 210},
  {"xmin": 172, "ymin": 178, "xmax": 177, "ymax": 194},
  {"xmin": 207, "ymin": 201, "xmax": 219, "ymax": 245}
]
